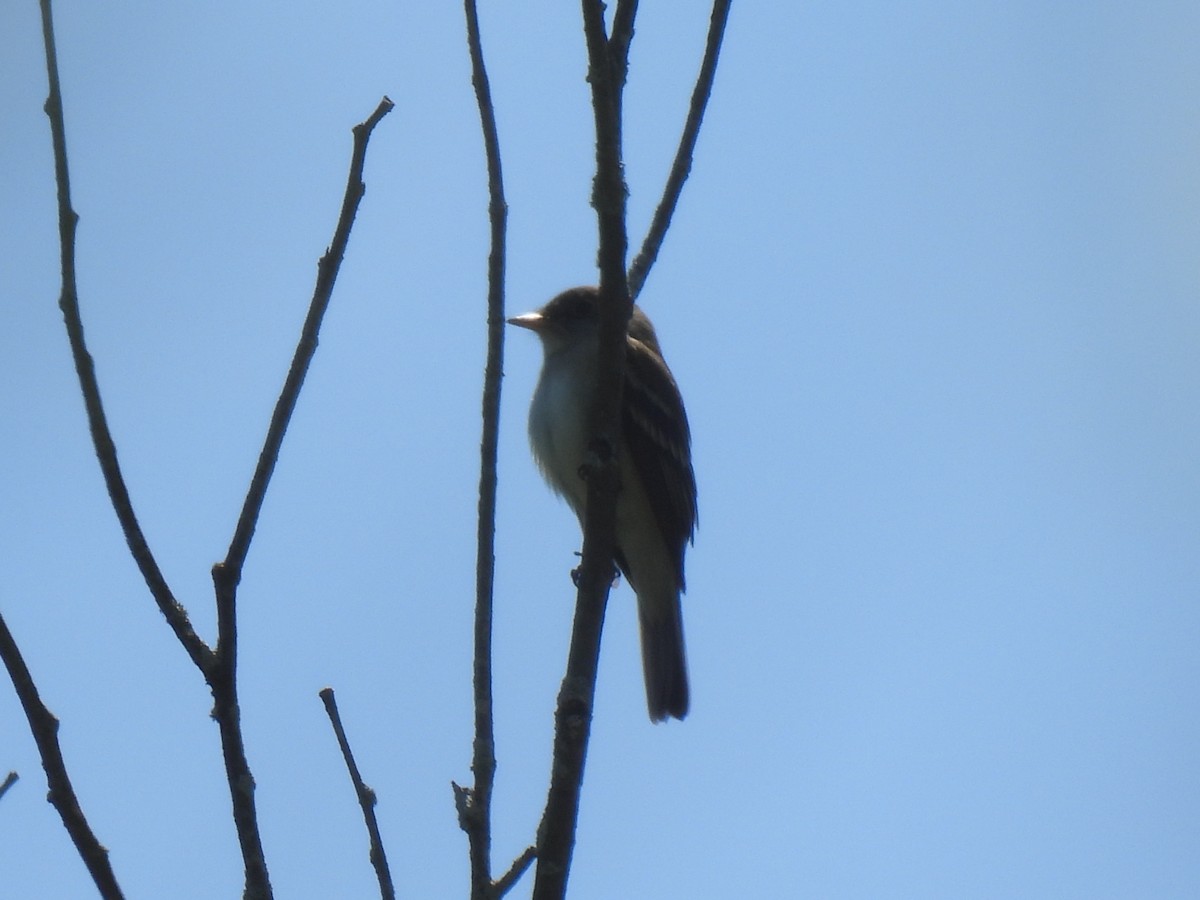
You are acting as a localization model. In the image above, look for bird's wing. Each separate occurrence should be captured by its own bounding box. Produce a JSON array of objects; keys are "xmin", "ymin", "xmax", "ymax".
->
[{"xmin": 622, "ymin": 335, "xmax": 698, "ymax": 588}]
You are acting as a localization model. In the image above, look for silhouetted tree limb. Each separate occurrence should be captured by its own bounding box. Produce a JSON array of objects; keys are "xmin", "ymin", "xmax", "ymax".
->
[
  {"xmin": 531, "ymin": 4, "xmax": 638, "ymax": 898},
  {"xmin": 30, "ymin": 2, "xmax": 395, "ymax": 893},
  {"xmin": 0, "ymin": 770, "xmax": 18, "ymax": 802},
  {"xmin": 629, "ymin": 0, "xmax": 733, "ymax": 299},
  {"xmin": 39, "ymin": 0, "xmax": 213, "ymax": 675},
  {"xmin": 530, "ymin": 2, "xmax": 732, "ymax": 895},
  {"xmin": 206, "ymin": 92, "xmax": 393, "ymax": 900},
  {"xmin": 321, "ymin": 688, "xmax": 395, "ymax": 900},
  {"xmin": 0, "ymin": 611, "xmax": 125, "ymax": 900},
  {"xmin": 221, "ymin": 96, "xmax": 395, "ymax": 581},
  {"xmin": 495, "ymin": 846, "xmax": 538, "ymax": 896},
  {"xmin": 461, "ymin": 1, "xmax": 510, "ymax": 897}
]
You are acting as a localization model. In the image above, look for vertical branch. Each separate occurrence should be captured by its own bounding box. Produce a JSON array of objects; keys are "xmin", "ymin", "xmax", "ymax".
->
[
  {"xmin": 531, "ymin": 4, "xmax": 638, "ymax": 898},
  {"xmin": 610, "ymin": 0, "xmax": 640, "ymax": 85},
  {"xmin": 209, "ymin": 564, "xmax": 272, "ymax": 900},
  {"xmin": 460, "ymin": 2, "xmax": 510, "ymax": 897},
  {"xmin": 0, "ymin": 612, "xmax": 125, "ymax": 900},
  {"xmin": 207, "ymin": 96, "xmax": 394, "ymax": 900},
  {"xmin": 532, "ymin": 2, "xmax": 730, "ymax": 895},
  {"xmin": 628, "ymin": 0, "xmax": 732, "ymax": 299}
]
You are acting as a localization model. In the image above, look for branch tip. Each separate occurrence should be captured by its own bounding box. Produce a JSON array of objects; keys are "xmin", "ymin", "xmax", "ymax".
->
[{"xmin": 322, "ymin": 687, "xmax": 395, "ymax": 899}]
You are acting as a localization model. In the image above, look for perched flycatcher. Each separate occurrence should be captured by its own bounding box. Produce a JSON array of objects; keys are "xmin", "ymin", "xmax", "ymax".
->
[{"xmin": 509, "ymin": 286, "xmax": 697, "ymax": 721}]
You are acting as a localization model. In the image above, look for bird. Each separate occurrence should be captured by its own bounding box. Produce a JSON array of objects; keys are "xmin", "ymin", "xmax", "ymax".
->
[{"xmin": 508, "ymin": 286, "xmax": 697, "ymax": 721}]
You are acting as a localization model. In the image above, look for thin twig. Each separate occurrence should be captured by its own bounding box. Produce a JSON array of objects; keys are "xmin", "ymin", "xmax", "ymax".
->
[
  {"xmin": 495, "ymin": 846, "xmax": 538, "ymax": 897},
  {"xmin": 320, "ymin": 688, "xmax": 395, "ymax": 900},
  {"xmin": 38, "ymin": 0, "xmax": 213, "ymax": 676},
  {"xmin": 531, "ymin": 5, "xmax": 634, "ymax": 898},
  {"xmin": 628, "ymin": 0, "xmax": 732, "ymax": 300},
  {"xmin": 0, "ymin": 770, "xmax": 18, "ymax": 802},
  {"xmin": 461, "ymin": 4, "xmax": 509, "ymax": 899},
  {"xmin": 0, "ymin": 612, "xmax": 125, "ymax": 899},
  {"xmin": 222, "ymin": 95, "xmax": 395, "ymax": 582}
]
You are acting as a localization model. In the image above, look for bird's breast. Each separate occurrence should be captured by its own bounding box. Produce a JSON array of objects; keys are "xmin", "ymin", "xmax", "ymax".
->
[{"xmin": 528, "ymin": 353, "xmax": 593, "ymax": 515}]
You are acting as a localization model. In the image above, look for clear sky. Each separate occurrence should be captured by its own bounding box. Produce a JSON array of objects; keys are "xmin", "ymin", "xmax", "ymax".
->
[{"xmin": 2, "ymin": 2, "xmax": 1197, "ymax": 898}]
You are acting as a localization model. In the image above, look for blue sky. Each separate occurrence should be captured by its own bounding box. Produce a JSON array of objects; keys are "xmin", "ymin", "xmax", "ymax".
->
[{"xmin": 2, "ymin": 2, "xmax": 1197, "ymax": 898}]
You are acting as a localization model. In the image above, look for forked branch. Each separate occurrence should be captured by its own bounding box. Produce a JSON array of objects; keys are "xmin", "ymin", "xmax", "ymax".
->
[
  {"xmin": 31, "ymin": 2, "xmax": 395, "ymax": 894},
  {"xmin": 207, "ymin": 94, "xmax": 394, "ymax": 900}
]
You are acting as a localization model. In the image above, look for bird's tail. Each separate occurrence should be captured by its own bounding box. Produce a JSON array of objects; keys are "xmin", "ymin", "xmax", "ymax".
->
[{"xmin": 639, "ymin": 591, "xmax": 690, "ymax": 722}]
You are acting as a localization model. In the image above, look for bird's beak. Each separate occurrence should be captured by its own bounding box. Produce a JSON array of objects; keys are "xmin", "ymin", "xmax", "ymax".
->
[{"xmin": 507, "ymin": 311, "xmax": 546, "ymax": 332}]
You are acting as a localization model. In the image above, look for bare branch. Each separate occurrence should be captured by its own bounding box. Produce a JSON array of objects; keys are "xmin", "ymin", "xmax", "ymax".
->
[
  {"xmin": 628, "ymin": 0, "xmax": 732, "ymax": 299},
  {"xmin": 208, "ymin": 562, "xmax": 272, "ymax": 899},
  {"xmin": 531, "ymin": 4, "xmax": 731, "ymax": 895},
  {"xmin": 320, "ymin": 688, "xmax": 395, "ymax": 900},
  {"xmin": 0, "ymin": 770, "xmax": 18, "ymax": 802},
  {"xmin": 206, "ymin": 96, "xmax": 394, "ymax": 900},
  {"xmin": 222, "ymin": 95, "xmax": 395, "ymax": 584},
  {"xmin": 38, "ymin": 0, "xmax": 394, "ymax": 887},
  {"xmin": 462, "ymin": 3, "xmax": 509, "ymax": 898},
  {"xmin": 531, "ymin": 5, "xmax": 633, "ymax": 898},
  {"xmin": 495, "ymin": 846, "xmax": 538, "ymax": 897},
  {"xmin": 609, "ymin": 0, "xmax": 639, "ymax": 75},
  {"xmin": 38, "ymin": 0, "xmax": 212, "ymax": 675},
  {"xmin": 35, "ymin": 1, "xmax": 398, "ymax": 894},
  {"xmin": 0, "ymin": 611, "xmax": 125, "ymax": 900}
]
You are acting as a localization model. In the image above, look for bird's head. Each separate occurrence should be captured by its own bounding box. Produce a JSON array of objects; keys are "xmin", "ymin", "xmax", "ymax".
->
[{"xmin": 508, "ymin": 286, "xmax": 662, "ymax": 356}]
